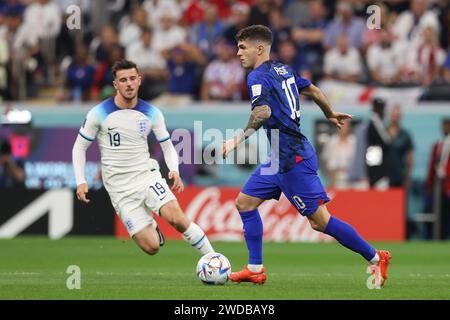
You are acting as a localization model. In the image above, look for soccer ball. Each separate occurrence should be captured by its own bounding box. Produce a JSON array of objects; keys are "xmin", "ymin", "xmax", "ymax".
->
[{"xmin": 196, "ymin": 252, "xmax": 231, "ymax": 285}]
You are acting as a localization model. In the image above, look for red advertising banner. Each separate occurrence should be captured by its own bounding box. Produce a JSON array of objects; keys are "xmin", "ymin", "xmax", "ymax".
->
[{"xmin": 115, "ymin": 187, "xmax": 405, "ymax": 242}]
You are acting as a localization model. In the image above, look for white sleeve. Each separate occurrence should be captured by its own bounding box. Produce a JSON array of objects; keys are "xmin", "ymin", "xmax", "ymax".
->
[
  {"xmin": 160, "ymin": 139, "xmax": 179, "ymax": 173},
  {"xmin": 72, "ymin": 134, "xmax": 93, "ymax": 186},
  {"xmin": 152, "ymin": 108, "xmax": 171, "ymax": 143},
  {"xmin": 73, "ymin": 109, "xmax": 99, "ymax": 186}
]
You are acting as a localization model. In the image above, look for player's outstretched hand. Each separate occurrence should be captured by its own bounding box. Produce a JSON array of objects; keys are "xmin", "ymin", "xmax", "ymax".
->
[
  {"xmin": 222, "ymin": 138, "xmax": 237, "ymax": 159},
  {"xmin": 169, "ymin": 171, "xmax": 184, "ymax": 193},
  {"xmin": 327, "ymin": 112, "xmax": 353, "ymax": 129},
  {"xmin": 76, "ymin": 183, "xmax": 90, "ymax": 203}
]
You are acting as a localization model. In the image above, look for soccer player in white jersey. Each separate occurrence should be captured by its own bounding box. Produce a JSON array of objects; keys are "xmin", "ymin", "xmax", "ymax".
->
[{"xmin": 72, "ymin": 59, "xmax": 214, "ymax": 256}]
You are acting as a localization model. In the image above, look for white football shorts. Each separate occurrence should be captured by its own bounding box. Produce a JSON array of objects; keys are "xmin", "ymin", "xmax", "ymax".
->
[{"xmin": 109, "ymin": 170, "xmax": 176, "ymax": 237}]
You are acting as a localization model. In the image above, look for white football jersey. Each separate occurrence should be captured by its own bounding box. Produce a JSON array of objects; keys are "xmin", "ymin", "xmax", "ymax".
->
[{"xmin": 78, "ymin": 97, "xmax": 170, "ymax": 194}]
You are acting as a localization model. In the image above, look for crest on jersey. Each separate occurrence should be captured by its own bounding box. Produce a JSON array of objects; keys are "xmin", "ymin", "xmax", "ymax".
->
[{"xmin": 137, "ymin": 120, "xmax": 148, "ymax": 134}]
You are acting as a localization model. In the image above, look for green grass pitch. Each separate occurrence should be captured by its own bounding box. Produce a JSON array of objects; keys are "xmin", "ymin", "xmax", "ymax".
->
[{"xmin": 0, "ymin": 237, "xmax": 449, "ymax": 300}]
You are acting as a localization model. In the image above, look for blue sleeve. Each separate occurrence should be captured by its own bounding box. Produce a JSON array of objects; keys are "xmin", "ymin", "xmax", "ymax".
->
[
  {"xmin": 247, "ymin": 72, "xmax": 271, "ymax": 110},
  {"xmin": 295, "ymin": 75, "xmax": 311, "ymax": 92}
]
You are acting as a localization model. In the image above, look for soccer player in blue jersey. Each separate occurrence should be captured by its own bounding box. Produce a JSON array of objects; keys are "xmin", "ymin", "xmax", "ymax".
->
[{"xmin": 222, "ymin": 25, "xmax": 391, "ymax": 286}]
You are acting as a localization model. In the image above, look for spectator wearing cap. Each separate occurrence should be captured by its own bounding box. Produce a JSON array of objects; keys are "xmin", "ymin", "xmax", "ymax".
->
[
  {"xmin": 189, "ymin": 5, "xmax": 225, "ymax": 60},
  {"xmin": 0, "ymin": 139, "xmax": 25, "ymax": 188},
  {"xmin": 324, "ymin": 34, "xmax": 363, "ymax": 83},
  {"xmin": 323, "ymin": 0, "xmax": 365, "ymax": 50},
  {"xmin": 126, "ymin": 27, "xmax": 168, "ymax": 101},
  {"xmin": 201, "ymin": 40, "xmax": 244, "ymax": 101}
]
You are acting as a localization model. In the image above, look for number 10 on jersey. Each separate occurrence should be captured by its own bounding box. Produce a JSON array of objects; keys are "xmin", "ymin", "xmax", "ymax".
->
[{"xmin": 281, "ymin": 76, "xmax": 300, "ymax": 120}]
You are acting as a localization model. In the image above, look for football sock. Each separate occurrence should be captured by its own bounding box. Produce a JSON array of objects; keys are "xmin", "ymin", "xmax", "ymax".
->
[
  {"xmin": 248, "ymin": 264, "xmax": 263, "ymax": 273},
  {"xmin": 324, "ymin": 216, "xmax": 376, "ymax": 262},
  {"xmin": 239, "ymin": 209, "xmax": 263, "ymax": 265},
  {"xmin": 370, "ymin": 252, "xmax": 380, "ymax": 265},
  {"xmin": 183, "ymin": 222, "xmax": 214, "ymax": 255}
]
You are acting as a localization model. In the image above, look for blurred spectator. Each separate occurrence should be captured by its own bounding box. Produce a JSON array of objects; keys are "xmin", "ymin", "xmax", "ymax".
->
[
  {"xmin": 21, "ymin": 0, "xmax": 61, "ymax": 41},
  {"xmin": 183, "ymin": 0, "xmax": 205, "ymax": 26},
  {"xmin": 384, "ymin": 0, "xmax": 410, "ymax": 14},
  {"xmin": 412, "ymin": 26, "xmax": 446, "ymax": 86},
  {"xmin": 366, "ymin": 29, "xmax": 403, "ymax": 86},
  {"xmin": 0, "ymin": 36, "xmax": 8, "ymax": 100},
  {"xmin": 119, "ymin": 6, "xmax": 150, "ymax": 49},
  {"xmin": 434, "ymin": 0, "xmax": 450, "ymax": 50},
  {"xmin": 392, "ymin": 0, "xmax": 439, "ymax": 47},
  {"xmin": 152, "ymin": 9, "xmax": 187, "ymax": 53},
  {"xmin": 323, "ymin": 0, "xmax": 365, "ymax": 50},
  {"xmin": 0, "ymin": 0, "xmax": 26, "ymax": 17},
  {"xmin": 153, "ymin": 43, "xmax": 207, "ymax": 106},
  {"xmin": 223, "ymin": 2, "xmax": 250, "ymax": 45},
  {"xmin": 322, "ymin": 121, "xmax": 356, "ymax": 189},
  {"xmin": 425, "ymin": 118, "xmax": 450, "ymax": 239},
  {"xmin": 362, "ymin": 2, "xmax": 396, "ymax": 50},
  {"xmin": 282, "ymin": 0, "xmax": 309, "ymax": 26},
  {"xmin": 90, "ymin": 25, "xmax": 120, "ymax": 63},
  {"xmin": 366, "ymin": 97, "xmax": 391, "ymax": 189},
  {"xmin": 126, "ymin": 26, "xmax": 168, "ymax": 101},
  {"xmin": 201, "ymin": 40, "xmax": 244, "ymax": 101},
  {"xmin": 189, "ymin": 4, "xmax": 225, "ymax": 60},
  {"xmin": 276, "ymin": 39, "xmax": 309, "ymax": 79},
  {"xmin": 324, "ymin": 34, "xmax": 362, "ymax": 82},
  {"xmin": 0, "ymin": 139, "xmax": 25, "ymax": 188},
  {"xmin": 268, "ymin": 8, "xmax": 291, "ymax": 54},
  {"xmin": 92, "ymin": 44, "xmax": 125, "ymax": 100},
  {"xmin": 291, "ymin": 0, "xmax": 328, "ymax": 79},
  {"xmin": 386, "ymin": 105, "xmax": 414, "ymax": 188},
  {"xmin": 143, "ymin": 0, "xmax": 182, "ymax": 30},
  {"xmin": 444, "ymin": 52, "xmax": 450, "ymax": 83},
  {"xmin": 64, "ymin": 44, "xmax": 95, "ymax": 102},
  {"xmin": 248, "ymin": 0, "xmax": 271, "ymax": 26}
]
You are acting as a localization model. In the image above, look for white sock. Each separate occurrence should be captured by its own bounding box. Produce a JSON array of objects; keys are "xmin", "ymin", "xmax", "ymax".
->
[
  {"xmin": 370, "ymin": 252, "xmax": 380, "ymax": 265},
  {"xmin": 248, "ymin": 264, "xmax": 263, "ymax": 273},
  {"xmin": 183, "ymin": 222, "xmax": 214, "ymax": 255}
]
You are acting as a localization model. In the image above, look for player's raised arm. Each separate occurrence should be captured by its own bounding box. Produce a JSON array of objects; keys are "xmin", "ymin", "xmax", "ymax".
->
[
  {"xmin": 300, "ymin": 83, "xmax": 352, "ymax": 129},
  {"xmin": 222, "ymin": 105, "xmax": 271, "ymax": 158},
  {"xmin": 153, "ymin": 108, "xmax": 184, "ymax": 193}
]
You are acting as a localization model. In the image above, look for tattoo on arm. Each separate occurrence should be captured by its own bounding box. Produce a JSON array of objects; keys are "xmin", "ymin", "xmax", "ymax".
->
[{"xmin": 237, "ymin": 105, "xmax": 271, "ymax": 144}]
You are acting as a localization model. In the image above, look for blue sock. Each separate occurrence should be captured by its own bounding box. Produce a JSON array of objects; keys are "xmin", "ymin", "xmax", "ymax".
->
[
  {"xmin": 239, "ymin": 209, "xmax": 263, "ymax": 265},
  {"xmin": 324, "ymin": 216, "xmax": 376, "ymax": 261}
]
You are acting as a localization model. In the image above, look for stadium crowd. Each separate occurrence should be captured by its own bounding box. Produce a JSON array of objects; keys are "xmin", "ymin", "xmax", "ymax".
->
[{"xmin": 0, "ymin": 0, "xmax": 450, "ymax": 103}]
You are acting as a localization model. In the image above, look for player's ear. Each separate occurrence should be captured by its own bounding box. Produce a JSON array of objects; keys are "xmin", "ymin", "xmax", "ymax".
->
[{"xmin": 112, "ymin": 79, "xmax": 117, "ymax": 90}]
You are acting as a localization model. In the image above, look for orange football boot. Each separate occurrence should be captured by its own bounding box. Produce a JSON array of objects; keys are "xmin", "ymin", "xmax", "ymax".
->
[
  {"xmin": 229, "ymin": 265, "xmax": 267, "ymax": 285},
  {"xmin": 374, "ymin": 250, "xmax": 392, "ymax": 287}
]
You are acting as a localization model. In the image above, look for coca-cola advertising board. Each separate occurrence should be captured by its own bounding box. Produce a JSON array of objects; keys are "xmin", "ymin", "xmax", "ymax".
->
[{"xmin": 115, "ymin": 187, "xmax": 405, "ymax": 242}]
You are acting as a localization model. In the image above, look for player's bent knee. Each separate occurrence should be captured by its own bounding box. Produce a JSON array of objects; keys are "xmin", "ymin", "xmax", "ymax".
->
[
  {"xmin": 235, "ymin": 197, "xmax": 253, "ymax": 212},
  {"xmin": 139, "ymin": 241, "xmax": 160, "ymax": 255}
]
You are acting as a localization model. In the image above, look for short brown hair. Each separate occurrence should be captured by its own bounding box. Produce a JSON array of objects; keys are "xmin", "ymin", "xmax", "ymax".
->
[
  {"xmin": 112, "ymin": 59, "xmax": 138, "ymax": 78},
  {"xmin": 235, "ymin": 25, "xmax": 273, "ymax": 45}
]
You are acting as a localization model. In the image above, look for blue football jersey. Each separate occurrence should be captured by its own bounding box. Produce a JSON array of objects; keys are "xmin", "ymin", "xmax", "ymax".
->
[{"xmin": 247, "ymin": 60, "xmax": 316, "ymax": 173}]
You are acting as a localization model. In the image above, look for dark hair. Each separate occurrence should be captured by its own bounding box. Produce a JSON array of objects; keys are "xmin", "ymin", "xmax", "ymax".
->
[
  {"xmin": 112, "ymin": 59, "xmax": 138, "ymax": 78},
  {"xmin": 235, "ymin": 25, "xmax": 273, "ymax": 45}
]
